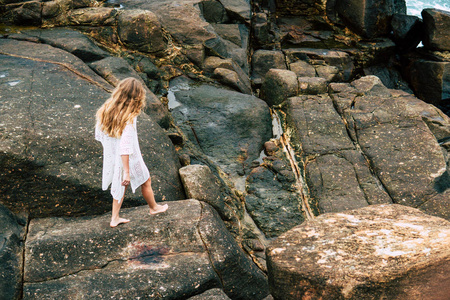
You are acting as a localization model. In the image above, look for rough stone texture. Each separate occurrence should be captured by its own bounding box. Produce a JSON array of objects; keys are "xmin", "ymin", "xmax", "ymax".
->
[
  {"xmin": 213, "ymin": 67, "xmax": 252, "ymax": 94},
  {"xmin": 88, "ymin": 56, "xmax": 169, "ymax": 127},
  {"xmin": 289, "ymin": 60, "xmax": 316, "ymax": 78},
  {"xmin": 188, "ymin": 288, "xmax": 231, "ymax": 299},
  {"xmin": 200, "ymin": 0, "xmax": 229, "ymax": 23},
  {"xmin": 218, "ymin": 0, "xmax": 251, "ymax": 23},
  {"xmin": 330, "ymin": 76, "xmax": 450, "ymax": 219},
  {"xmin": 0, "ymin": 203, "xmax": 27, "ymax": 300},
  {"xmin": 171, "ymin": 84, "xmax": 272, "ymax": 186},
  {"xmin": 298, "ymin": 77, "xmax": 327, "ymax": 95},
  {"xmin": 251, "ymin": 50, "xmax": 287, "ymax": 82},
  {"xmin": 212, "ymin": 24, "xmax": 246, "ymax": 47},
  {"xmin": 117, "ymin": 9, "xmax": 167, "ymax": 54},
  {"xmin": 391, "ymin": 14, "xmax": 423, "ymax": 52},
  {"xmin": 0, "ymin": 39, "xmax": 184, "ymax": 218},
  {"xmin": 23, "ymin": 200, "xmax": 269, "ymax": 299},
  {"xmin": 275, "ymin": 0, "xmax": 326, "ymax": 16},
  {"xmin": 10, "ymin": 27, "xmax": 110, "ymax": 62},
  {"xmin": 203, "ymin": 57, "xmax": 251, "ymax": 92},
  {"xmin": 284, "ymin": 48, "xmax": 354, "ymax": 82},
  {"xmin": 267, "ymin": 204, "xmax": 450, "ymax": 300},
  {"xmin": 422, "ymin": 8, "xmax": 450, "ymax": 51},
  {"xmin": 245, "ymin": 160, "xmax": 306, "ymax": 238},
  {"xmin": 261, "ymin": 69, "xmax": 298, "ymax": 106},
  {"xmin": 67, "ymin": 7, "xmax": 117, "ymax": 26},
  {"xmin": 335, "ymin": 0, "xmax": 406, "ymax": 38},
  {"xmin": 179, "ymin": 164, "xmax": 238, "ymax": 222},
  {"xmin": 204, "ymin": 36, "xmax": 248, "ymax": 71}
]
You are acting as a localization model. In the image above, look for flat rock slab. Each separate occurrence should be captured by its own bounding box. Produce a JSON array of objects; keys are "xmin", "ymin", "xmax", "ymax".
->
[
  {"xmin": 23, "ymin": 200, "xmax": 269, "ymax": 299},
  {"xmin": 267, "ymin": 204, "xmax": 450, "ymax": 300}
]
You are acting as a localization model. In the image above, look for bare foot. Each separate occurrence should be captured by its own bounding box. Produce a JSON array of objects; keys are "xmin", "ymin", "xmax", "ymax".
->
[
  {"xmin": 149, "ymin": 204, "xmax": 168, "ymax": 215},
  {"xmin": 110, "ymin": 218, "xmax": 130, "ymax": 228}
]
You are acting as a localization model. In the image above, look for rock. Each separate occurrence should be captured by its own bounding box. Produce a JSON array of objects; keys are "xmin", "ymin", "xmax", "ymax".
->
[
  {"xmin": 218, "ymin": 0, "xmax": 251, "ymax": 23},
  {"xmin": 88, "ymin": 56, "xmax": 169, "ymax": 127},
  {"xmin": 329, "ymin": 76, "xmax": 450, "ymax": 219},
  {"xmin": 289, "ymin": 60, "xmax": 316, "ymax": 78},
  {"xmin": 263, "ymin": 141, "xmax": 279, "ymax": 156},
  {"xmin": 364, "ymin": 65, "xmax": 414, "ymax": 93},
  {"xmin": 12, "ymin": 28, "xmax": 110, "ymax": 62},
  {"xmin": 252, "ymin": 12, "xmax": 276, "ymax": 48},
  {"xmin": 267, "ymin": 204, "xmax": 450, "ymax": 300},
  {"xmin": 0, "ymin": 203, "xmax": 27, "ymax": 300},
  {"xmin": 315, "ymin": 65, "xmax": 339, "ymax": 82},
  {"xmin": 199, "ymin": 0, "xmax": 229, "ymax": 23},
  {"xmin": 23, "ymin": 200, "xmax": 269, "ymax": 299},
  {"xmin": 422, "ymin": 8, "xmax": 450, "ymax": 51},
  {"xmin": 284, "ymin": 48, "xmax": 354, "ymax": 82},
  {"xmin": 251, "ymin": 50, "xmax": 287, "ymax": 83},
  {"xmin": 68, "ymin": 7, "xmax": 117, "ymax": 26},
  {"xmin": 213, "ymin": 67, "xmax": 252, "ymax": 94},
  {"xmin": 204, "ymin": 36, "xmax": 248, "ymax": 71},
  {"xmin": 284, "ymin": 94, "xmax": 392, "ymax": 214},
  {"xmin": 188, "ymin": 288, "xmax": 231, "ymax": 299},
  {"xmin": 245, "ymin": 165, "xmax": 306, "ymax": 238},
  {"xmin": 171, "ymin": 84, "xmax": 272, "ymax": 185},
  {"xmin": 274, "ymin": 0, "xmax": 326, "ymax": 16},
  {"xmin": 212, "ymin": 24, "xmax": 246, "ymax": 47},
  {"xmin": 335, "ymin": 0, "xmax": 406, "ymax": 38},
  {"xmin": 203, "ymin": 57, "xmax": 251, "ymax": 92},
  {"xmin": 117, "ymin": 9, "xmax": 167, "ymax": 54},
  {"xmin": 391, "ymin": 14, "xmax": 424, "ymax": 52},
  {"xmin": 298, "ymin": 77, "xmax": 327, "ymax": 95},
  {"xmin": 5, "ymin": 1, "xmax": 42, "ymax": 25},
  {"xmin": 179, "ymin": 164, "xmax": 237, "ymax": 222},
  {"xmin": 403, "ymin": 55, "xmax": 450, "ymax": 109},
  {"xmin": 0, "ymin": 39, "xmax": 184, "ymax": 218},
  {"xmin": 260, "ymin": 69, "xmax": 298, "ymax": 106}
]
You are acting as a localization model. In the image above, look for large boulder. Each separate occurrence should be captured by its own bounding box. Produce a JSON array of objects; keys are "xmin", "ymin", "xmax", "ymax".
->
[
  {"xmin": 390, "ymin": 14, "xmax": 424, "ymax": 53},
  {"xmin": 260, "ymin": 69, "xmax": 298, "ymax": 106},
  {"xmin": 0, "ymin": 203, "xmax": 27, "ymax": 300},
  {"xmin": 171, "ymin": 83, "xmax": 272, "ymax": 187},
  {"xmin": 329, "ymin": 76, "xmax": 450, "ymax": 219},
  {"xmin": 267, "ymin": 204, "xmax": 450, "ymax": 300},
  {"xmin": 422, "ymin": 8, "xmax": 450, "ymax": 51},
  {"xmin": 251, "ymin": 50, "xmax": 287, "ymax": 83},
  {"xmin": 0, "ymin": 38, "xmax": 184, "ymax": 218},
  {"xmin": 23, "ymin": 200, "xmax": 269, "ymax": 299},
  {"xmin": 117, "ymin": 9, "xmax": 167, "ymax": 54},
  {"xmin": 335, "ymin": 0, "xmax": 406, "ymax": 38}
]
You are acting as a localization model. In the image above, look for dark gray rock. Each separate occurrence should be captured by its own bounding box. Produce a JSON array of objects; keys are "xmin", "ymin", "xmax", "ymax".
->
[
  {"xmin": 204, "ymin": 36, "xmax": 248, "ymax": 71},
  {"xmin": 171, "ymin": 84, "xmax": 272, "ymax": 186},
  {"xmin": 212, "ymin": 24, "xmax": 246, "ymax": 47},
  {"xmin": 199, "ymin": 0, "xmax": 229, "ymax": 23},
  {"xmin": 261, "ymin": 69, "xmax": 298, "ymax": 106},
  {"xmin": 274, "ymin": 0, "xmax": 326, "ymax": 16},
  {"xmin": 422, "ymin": 8, "xmax": 450, "ymax": 51},
  {"xmin": 0, "ymin": 39, "xmax": 184, "ymax": 218},
  {"xmin": 23, "ymin": 200, "xmax": 269, "ymax": 299},
  {"xmin": 0, "ymin": 203, "xmax": 27, "ymax": 300},
  {"xmin": 267, "ymin": 204, "xmax": 450, "ymax": 300},
  {"xmin": 251, "ymin": 50, "xmax": 286, "ymax": 83},
  {"xmin": 117, "ymin": 9, "xmax": 167, "ymax": 54},
  {"xmin": 67, "ymin": 7, "xmax": 117, "ymax": 26},
  {"xmin": 188, "ymin": 288, "xmax": 231, "ymax": 299},
  {"xmin": 391, "ymin": 14, "xmax": 423, "ymax": 52},
  {"xmin": 298, "ymin": 77, "xmax": 327, "ymax": 95},
  {"xmin": 203, "ymin": 57, "xmax": 251, "ymax": 93},
  {"xmin": 219, "ymin": 0, "xmax": 251, "ymax": 23},
  {"xmin": 330, "ymin": 76, "xmax": 450, "ymax": 219},
  {"xmin": 335, "ymin": 0, "xmax": 406, "ymax": 38},
  {"xmin": 11, "ymin": 28, "xmax": 110, "ymax": 62},
  {"xmin": 289, "ymin": 60, "xmax": 316, "ymax": 78},
  {"xmin": 213, "ymin": 67, "xmax": 252, "ymax": 94}
]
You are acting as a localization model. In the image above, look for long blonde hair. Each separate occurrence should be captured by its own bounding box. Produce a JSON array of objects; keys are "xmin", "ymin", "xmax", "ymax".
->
[{"xmin": 96, "ymin": 77, "xmax": 146, "ymax": 138}]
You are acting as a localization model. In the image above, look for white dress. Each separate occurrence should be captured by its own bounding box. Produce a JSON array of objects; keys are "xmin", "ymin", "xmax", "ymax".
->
[{"xmin": 95, "ymin": 118, "xmax": 150, "ymax": 202}]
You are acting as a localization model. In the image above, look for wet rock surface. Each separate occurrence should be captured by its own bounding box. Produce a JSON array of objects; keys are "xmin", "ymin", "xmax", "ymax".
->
[
  {"xmin": 23, "ymin": 200, "xmax": 269, "ymax": 299},
  {"xmin": 267, "ymin": 204, "xmax": 450, "ymax": 300}
]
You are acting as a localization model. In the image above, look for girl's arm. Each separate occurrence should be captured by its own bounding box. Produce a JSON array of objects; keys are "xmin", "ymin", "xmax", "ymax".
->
[{"xmin": 121, "ymin": 155, "xmax": 130, "ymax": 186}]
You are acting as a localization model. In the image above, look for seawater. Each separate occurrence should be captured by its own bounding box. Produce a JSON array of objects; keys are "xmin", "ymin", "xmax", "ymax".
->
[{"xmin": 407, "ymin": 0, "xmax": 450, "ymax": 17}]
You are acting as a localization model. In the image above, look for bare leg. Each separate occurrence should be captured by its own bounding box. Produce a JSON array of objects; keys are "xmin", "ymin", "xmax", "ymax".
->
[
  {"xmin": 141, "ymin": 177, "xmax": 168, "ymax": 215},
  {"xmin": 110, "ymin": 191, "xmax": 130, "ymax": 228}
]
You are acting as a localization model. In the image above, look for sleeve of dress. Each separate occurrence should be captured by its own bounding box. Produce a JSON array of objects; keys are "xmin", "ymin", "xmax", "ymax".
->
[
  {"xmin": 95, "ymin": 123, "xmax": 105, "ymax": 142},
  {"xmin": 119, "ymin": 123, "xmax": 134, "ymax": 155}
]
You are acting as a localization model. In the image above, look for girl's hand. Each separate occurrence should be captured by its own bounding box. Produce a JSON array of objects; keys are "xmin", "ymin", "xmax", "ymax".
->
[{"xmin": 122, "ymin": 172, "xmax": 130, "ymax": 186}]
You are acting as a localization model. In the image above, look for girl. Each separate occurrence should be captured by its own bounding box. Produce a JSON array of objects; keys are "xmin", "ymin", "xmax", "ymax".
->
[{"xmin": 95, "ymin": 77, "xmax": 168, "ymax": 228}]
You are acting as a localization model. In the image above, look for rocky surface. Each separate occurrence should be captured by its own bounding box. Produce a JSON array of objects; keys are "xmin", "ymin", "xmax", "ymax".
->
[
  {"xmin": 171, "ymin": 82, "xmax": 272, "ymax": 187},
  {"xmin": 422, "ymin": 8, "xmax": 450, "ymax": 51},
  {"xmin": 23, "ymin": 200, "xmax": 269, "ymax": 299},
  {"xmin": 267, "ymin": 204, "xmax": 450, "ymax": 300},
  {"xmin": 0, "ymin": 203, "xmax": 27, "ymax": 300},
  {"xmin": 0, "ymin": 38, "xmax": 184, "ymax": 218}
]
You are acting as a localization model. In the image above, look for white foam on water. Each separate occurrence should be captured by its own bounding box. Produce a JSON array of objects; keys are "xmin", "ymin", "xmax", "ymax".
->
[{"xmin": 407, "ymin": 0, "xmax": 450, "ymax": 17}]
